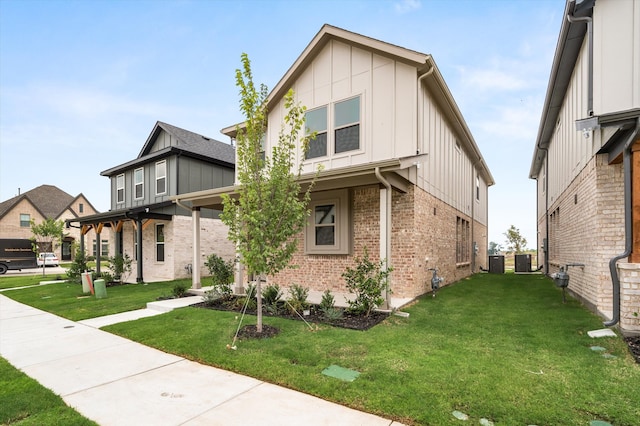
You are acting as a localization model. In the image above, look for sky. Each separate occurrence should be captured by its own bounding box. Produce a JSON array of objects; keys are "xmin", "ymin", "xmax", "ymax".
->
[{"xmin": 0, "ymin": 0, "xmax": 565, "ymax": 248}]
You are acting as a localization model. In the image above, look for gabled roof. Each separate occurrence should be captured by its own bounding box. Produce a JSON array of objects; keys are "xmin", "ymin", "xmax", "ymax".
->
[
  {"xmin": 222, "ymin": 24, "xmax": 494, "ymax": 186},
  {"xmin": 0, "ymin": 185, "xmax": 76, "ymax": 220},
  {"xmin": 101, "ymin": 121, "xmax": 235, "ymax": 177}
]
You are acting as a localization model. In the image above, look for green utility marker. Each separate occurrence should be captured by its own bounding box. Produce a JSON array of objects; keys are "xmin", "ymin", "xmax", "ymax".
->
[{"xmin": 321, "ymin": 365, "xmax": 360, "ymax": 382}]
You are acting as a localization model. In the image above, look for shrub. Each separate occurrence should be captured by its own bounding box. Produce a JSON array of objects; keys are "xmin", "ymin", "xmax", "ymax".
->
[
  {"xmin": 202, "ymin": 289, "xmax": 219, "ymax": 306},
  {"xmin": 342, "ymin": 247, "xmax": 392, "ymax": 316},
  {"xmin": 263, "ymin": 283, "xmax": 283, "ymax": 314},
  {"xmin": 322, "ymin": 307, "xmax": 343, "ymax": 322},
  {"xmin": 205, "ymin": 254, "xmax": 234, "ymax": 286},
  {"xmin": 66, "ymin": 246, "xmax": 89, "ymax": 284},
  {"xmin": 234, "ymin": 283, "xmax": 257, "ymax": 311},
  {"xmin": 319, "ymin": 289, "xmax": 335, "ymax": 312},
  {"xmin": 172, "ymin": 282, "xmax": 189, "ymax": 298},
  {"xmin": 107, "ymin": 253, "xmax": 132, "ymax": 283},
  {"xmin": 286, "ymin": 284, "xmax": 309, "ymax": 315}
]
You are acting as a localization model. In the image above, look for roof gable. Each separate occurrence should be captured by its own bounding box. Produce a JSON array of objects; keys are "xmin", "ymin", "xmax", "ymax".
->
[
  {"xmin": 0, "ymin": 185, "xmax": 76, "ymax": 220},
  {"xmin": 102, "ymin": 121, "xmax": 235, "ymax": 177}
]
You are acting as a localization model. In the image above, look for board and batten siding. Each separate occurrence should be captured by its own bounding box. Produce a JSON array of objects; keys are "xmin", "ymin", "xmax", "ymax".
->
[{"xmin": 266, "ymin": 39, "xmax": 417, "ymax": 174}]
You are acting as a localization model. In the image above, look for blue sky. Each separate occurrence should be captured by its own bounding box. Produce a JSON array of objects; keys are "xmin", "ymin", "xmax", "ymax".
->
[{"xmin": 0, "ymin": 0, "xmax": 564, "ymax": 248}]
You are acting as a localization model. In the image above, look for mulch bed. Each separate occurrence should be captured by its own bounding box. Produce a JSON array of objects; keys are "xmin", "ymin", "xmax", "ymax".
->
[
  {"xmin": 191, "ymin": 297, "xmax": 389, "ymax": 338},
  {"xmin": 624, "ymin": 335, "xmax": 640, "ymax": 364}
]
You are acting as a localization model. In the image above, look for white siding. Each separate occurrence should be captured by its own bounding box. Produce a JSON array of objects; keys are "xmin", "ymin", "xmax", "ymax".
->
[{"xmin": 593, "ymin": 0, "xmax": 640, "ymax": 114}]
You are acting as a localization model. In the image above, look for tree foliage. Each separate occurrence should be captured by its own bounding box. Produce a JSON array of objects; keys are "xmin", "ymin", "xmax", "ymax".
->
[
  {"xmin": 503, "ymin": 225, "xmax": 527, "ymax": 254},
  {"xmin": 220, "ymin": 53, "xmax": 319, "ymax": 332},
  {"xmin": 30, "ymin": 218, "xmax": 65, "ymax": 275}
]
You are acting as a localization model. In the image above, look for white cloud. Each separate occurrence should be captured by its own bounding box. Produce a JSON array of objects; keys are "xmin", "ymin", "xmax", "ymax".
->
[{"xmin": 395, "ymin": 0, "xmax": 421, "ymax": 14}]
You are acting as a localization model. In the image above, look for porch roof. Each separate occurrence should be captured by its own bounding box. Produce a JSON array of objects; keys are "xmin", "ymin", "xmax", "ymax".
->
[{"xmin": 170, "ymin": 155, "xmax": 427, "ymax": 211}]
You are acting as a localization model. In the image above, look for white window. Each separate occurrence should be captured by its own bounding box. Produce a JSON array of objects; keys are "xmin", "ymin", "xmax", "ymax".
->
[
  {"xmin": 101, "ymin": 239, "xmax": 109, "ymax": 257},
  {"xmin": 305, "ymin": 106, "xmax": 327, "ymax": 159},
  {"xmin": 476, "ymin": 176, "xmax": 480, "ymax": 201},
  {"xmin": 334, "ymin": 96, "xmax": 360, "ymax": 154},
  {"xmin": 116, "ymin": 174, "xmax": 125, "ymax": 204},
  {"xmin": 20, "ymin": 214, "xmax": 30, "ymax": 227},
  {"xmin": 134, "ymin": 168, "xmax": 144, "ymax": 199},
  {"xmin": 304, "ymin": 95, "xmax": 361, "ymax": 160},
  {"xmin": 456, "ymin": 217, "xmax": 470, "ymax": 264},
  {"xmin": 305, "ymin": 189, "xmax": 350, "ymax": 255},
  {"xmin": 156, "ymin": 223, "xmax": 165, "ymax": 262},
  {"xmin": 155, "ymin": 161, "xmax": 166, "ymax": 195}
]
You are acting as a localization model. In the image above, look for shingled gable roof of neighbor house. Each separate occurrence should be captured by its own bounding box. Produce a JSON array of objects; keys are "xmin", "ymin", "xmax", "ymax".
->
[
  {"xmin": 0, "ymin": 185, "xmax": 76, "ymax": 220},
  {"xmin": 221, "ymin": 24, "xmax": 494, "ymax": 186},
  {"xmin": 101, "ymin": 121, "xmax": 235, "ymax": 177}
]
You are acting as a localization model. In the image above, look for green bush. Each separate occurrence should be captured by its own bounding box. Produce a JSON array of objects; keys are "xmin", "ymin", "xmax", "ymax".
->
[
  {"xmin": 205, "ymin": 254, "xmax": 234, "ymax": 285},
  {"xmin": 263, "ymin": 283, "xmax": 283, "ymax": 314},
  {"xmin": 172, "ymin": 282, "xmax": 189, "ymax": 298},
  {"xmin": 342, "ymin": 247, "xmax": 392, "ymax": 316},
  {"xmin": 319, "ymin": 289, "xmax": 335, "ymax": 311},
  {"xmin": 107, "ymin": 253, "xmax": 132, "ymax": 283},
  {"xmin": 286, "ymin": 284, "xmax": 309, "ymax": 315},
  {"xmin": 234, "ymin": 283, "xmax": 257, "ymax": 311},
  {"xmin": 66, "ymin": 246, "xmax": 89, "ymax": 284}
]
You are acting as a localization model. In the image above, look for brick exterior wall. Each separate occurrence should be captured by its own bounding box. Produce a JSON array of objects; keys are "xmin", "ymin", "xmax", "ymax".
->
[
  {"xmin": 541, "ymin": 154, "xmax": 634, "ymax": 327},
  {"xmin": 269, "ymin": 184, "xmax": 485, "ymax": 302},
  {"xmin": 618, "ymin": 263, "xmax": 640, "ymax": 333},
  {"xmin": 121, "ymin": 215, "xmax": 235, "ymax": 283}
]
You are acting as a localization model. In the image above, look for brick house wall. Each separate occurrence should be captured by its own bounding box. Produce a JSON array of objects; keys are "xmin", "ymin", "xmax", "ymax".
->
[
  {"xmin": 270, "ymin": 184, "xmax": 483, "ymax": 301},
  {"xmin": 0, "ymin": 199, "xmax": 42, "ymax": 239},
  {"xmin": 122, "ymin": 215, "xmax": 235, "ymax": 283},
  {"xmin": 542, "ymin": 154, "xmax": 625, "ymax": 319}
]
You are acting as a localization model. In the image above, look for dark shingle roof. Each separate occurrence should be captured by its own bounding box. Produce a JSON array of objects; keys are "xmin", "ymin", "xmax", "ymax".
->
[
  {"xmin": 0, "ymin": 185, "xmax": 75, "ymax": 220},
  {"xmin": 102, "ymin": 121, "xmax": 235, "ymax": 177}
]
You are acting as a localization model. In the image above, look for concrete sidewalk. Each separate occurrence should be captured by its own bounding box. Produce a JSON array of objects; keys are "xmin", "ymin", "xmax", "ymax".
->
[{"xmin": 0, "ymin": 294, "xmax": 404, "ymax": 426}]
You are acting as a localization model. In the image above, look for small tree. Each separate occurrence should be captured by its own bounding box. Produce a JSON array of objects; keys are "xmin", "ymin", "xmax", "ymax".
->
[
  {"xmin": 342, "ymin": 247, "xmax": 392, "ymax": 317},
  {"xmin": 30, "ymin": 218, "xmax": 65, "ymax": 276},
  {"xmin": 220, "ymin": 53, "xmax": 319, "ymax": 333},
  {"xmin": 488, "ymin": 241, "xmax": 502, "ymax": 255},
  {"xmin": 108, "ymin": 253, "xmax": 132, "ymax": 283},
  {"xmin": 504, "ymin": 225, "xmax": 527, "ymax": 254},
  {"xmin": 67, "ymin": 245, "xmax": 88, "ymax": 283}
]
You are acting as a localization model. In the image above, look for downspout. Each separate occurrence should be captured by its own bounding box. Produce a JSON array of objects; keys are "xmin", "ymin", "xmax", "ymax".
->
[
  {"xmin": 605, "ymin": 117, "xmax": 640, "ymax": 327},
  {"xmin": 375, "ymin": 167, "xmax": 392, "ymax": 309},
  {"xmin": 541, "ymin": 146, "xmax": 549, "ymax": 275},
  {"xmin": 471, "ymin": 157, "xmax": 482, "ymax": 273},
  {"xmin": 417, "ymin": 64, "xmax": 434, "ymax": 155},
  {"xmin": 567, "ymin": 11, "xmax": 593, "ymax": 116}
]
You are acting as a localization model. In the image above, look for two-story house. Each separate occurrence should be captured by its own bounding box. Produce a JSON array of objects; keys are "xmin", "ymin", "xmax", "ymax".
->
[
  {"xmin": 173, "ymin": 25, "xmax": 494, "ymax": 307},
  {"xmin": 0, "ymin": 184, "xmax": 107, "ymax": 262},
  {"xmin": 530, "ymin": 0, "xmax": 640, "ymax": 333},
  {"xmin": 67, "ymin": 121, "xmax": 236, "ymax": 284}
]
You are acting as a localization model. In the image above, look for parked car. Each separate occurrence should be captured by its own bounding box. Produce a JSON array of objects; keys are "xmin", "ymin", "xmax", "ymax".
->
[
  {"xmin": 0, "ymin": 239, "xmax": 38, "ymax": 274},
  {"xmin": 37, "ymin": 252, "xmax": 59, "ymax": 267}
]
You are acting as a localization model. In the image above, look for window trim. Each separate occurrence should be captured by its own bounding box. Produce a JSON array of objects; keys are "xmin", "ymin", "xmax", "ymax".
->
[
  {"xmin": 134, "ymin": 167, "xmax": 144, "ymax": 200},
  {"xmin": 155, "ymin": 160, "xmax": 167, "ymax": 196},
  {"xmin": 305, "ymin": 189, "xmax": 350, "ymax": 255},
  {"xmin": 20, "ymin": 213, "xmax": 30, "ymax": 227},
  {"xmin": 116, "ymin": 174, "xmax": 125, "ymax": 204},
  {"xmin": 156, "ymin": 223, "xmax": 165, "ymax": 262}
]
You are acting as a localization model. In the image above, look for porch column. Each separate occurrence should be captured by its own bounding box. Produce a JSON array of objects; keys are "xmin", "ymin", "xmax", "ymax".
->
[
  {"xmin": 192, "ymin": 207, "xmax": 201, "ymax": 289},
  {"xmin": 136, "ymin": 219, "xmax": 143, "ymax": 282},
  {"xmin": 95, "ymin": 231, "xmax": 101, "ymax": 275}
]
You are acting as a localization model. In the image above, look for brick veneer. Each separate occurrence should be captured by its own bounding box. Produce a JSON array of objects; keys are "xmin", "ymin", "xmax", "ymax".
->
[{"xmin": 269, "ymin": 184, "xmax": 485, "ymax": 301}]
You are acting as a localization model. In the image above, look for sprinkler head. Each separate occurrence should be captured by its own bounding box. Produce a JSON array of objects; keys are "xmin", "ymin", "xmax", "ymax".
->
[{"xmin": 231, "ymin": 345, "xmax": 237, "ymax": 350}]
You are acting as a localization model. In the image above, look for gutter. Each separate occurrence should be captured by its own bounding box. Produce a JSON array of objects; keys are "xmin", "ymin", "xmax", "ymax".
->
[
  {"xmin": 605, "ymin": 117, "xmax": 640, "ymax": 327},
  {"xmin": 375, "ymin": 167, "xmax": 392, "ymax": 309}
]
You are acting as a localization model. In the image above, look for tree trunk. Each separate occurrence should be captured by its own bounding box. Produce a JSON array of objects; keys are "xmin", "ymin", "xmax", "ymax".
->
[{"xmin": 256, "ymin": 276, "xmax": 263, "ymax": 333}]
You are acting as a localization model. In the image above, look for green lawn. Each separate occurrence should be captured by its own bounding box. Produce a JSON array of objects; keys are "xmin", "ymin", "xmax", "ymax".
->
[
  {"xmin": 0, "ymin": 274, "xmax": 65, "ymax": 290},
  {"xmin": 0, "ymin": 357, "xmax": 97, "ymax": 425},
  {"xmin": 3, "ymin": 273, "xmax": 638, "ymax": 425},
  {"xmin": 3, "ymin": 279, "xmax": 189, "ymax": 321}
]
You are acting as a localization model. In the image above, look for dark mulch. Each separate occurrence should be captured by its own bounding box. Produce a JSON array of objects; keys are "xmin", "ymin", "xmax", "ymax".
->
[
  {"xmin": 625, "ymin": 335, "xmax": 640, "ymax": 364},
  {"xmin": 191, "ymin": 297, "xmax": 390, "ymax": 333}
]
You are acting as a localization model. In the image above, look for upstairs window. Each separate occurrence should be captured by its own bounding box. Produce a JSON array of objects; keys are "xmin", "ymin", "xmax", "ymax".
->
[
  {"xmin": 334, "ymin": 96, "xmax": 360, "ymax": 153},
  {"xmin": 304, "ymin": 95, "xmax": 361, "ymax": 160},
  {"xmin": 156, "ymin": 160, "xmax": 166, "ymax": 195},
  {"xmin": 79, "ymin": 203, "xmax": 84, "ymax": 213},
  {"xmin": 476, "ymin": 176, "xmax": 480, "ymax": 201},
  {"xmin": 116, "ymin": 174, "xmax": 125, "ymax": 204},
  {"xmin": 305, "ymin": 107, "xmax": 327, "ymax": 159},
  {"xmin": 134, "ymin": 168, "xmax": 144, "ymax": 199},
  {"xmin": 20, "ymin": 214, "xmax": 30, "ymax": 227}
]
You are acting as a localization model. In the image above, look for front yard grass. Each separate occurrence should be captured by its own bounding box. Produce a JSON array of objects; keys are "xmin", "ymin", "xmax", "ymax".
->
[
  {"xmin": 102, "ymin": 273, "xmax": 639, "ymax": 425},
  {"xmin": 3, "ymin": 279, "xmax": 188, "ymax": 321},
  {"xmin": 0, "ymin": 357, "xmax": 97, "ymax": 425},
  {"xmin": 0, "ymin": 274, "xmax": 65, "ymax": 290},
  {"xmin": 3, "ymin": 273, "xmax": 638, "ymax": 424}
]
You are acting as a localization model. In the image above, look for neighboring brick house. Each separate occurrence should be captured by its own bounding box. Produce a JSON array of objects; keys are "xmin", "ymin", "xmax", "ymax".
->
[
  {"xmin": 67, "ymin": 121, "xmax": 236, "ymax": 283},
  {"xmin": 0, "ymin": 185, "xmax": 108, "ymax": 261},
  {"xmin": 529, "ymin": 0, "xmax": 640, "ymax": 333},
  {"xmin": 174, "ymin": 25, "xmax": 494, "ymax": 306}
]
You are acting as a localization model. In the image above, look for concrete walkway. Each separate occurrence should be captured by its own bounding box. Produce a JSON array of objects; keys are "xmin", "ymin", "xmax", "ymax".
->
[{"xmin": 0, "ymin": 293, "xmax": 404, "ymax": 426}]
